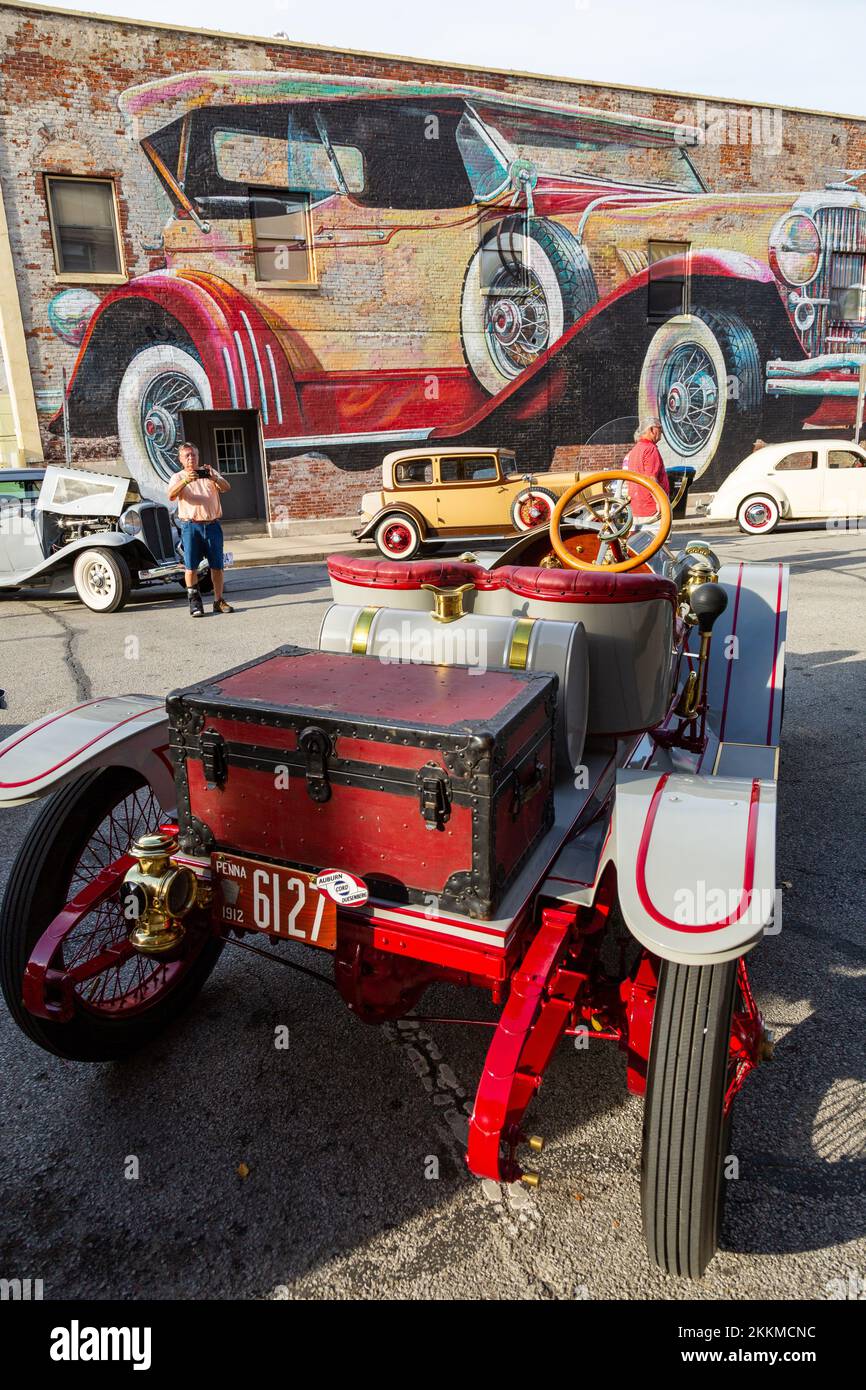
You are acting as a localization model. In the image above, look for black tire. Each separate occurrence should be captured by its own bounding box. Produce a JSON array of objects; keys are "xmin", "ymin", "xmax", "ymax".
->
[
  {"xmin": 0, "ymin": 767, "xmax": 223, "ymax": 1061},
  {"xmin": 72, "ymin": 547, "xmax": 132, "ymax": 613},
  {"xmin": 461, "ymin": 216, "xmax": 596, "ymax": 392},
  {"xmin": 511, "ymin": 485, "xmax": 558, "ymax": 532},
  {"xmin": 640, "ymin": 308, "xmax": 762, "ymax": 481},
  {"xmin": 641, "ymin": 958, "xmax": 738, "ymax": 1278}
]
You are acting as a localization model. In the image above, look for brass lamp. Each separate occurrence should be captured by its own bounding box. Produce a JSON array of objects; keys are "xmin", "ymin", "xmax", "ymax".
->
[{"xmin": 122, "ymin": 831, "xmax": 199, "ymax": 955}]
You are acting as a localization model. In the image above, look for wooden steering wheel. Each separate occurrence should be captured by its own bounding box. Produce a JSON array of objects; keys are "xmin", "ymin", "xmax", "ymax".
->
[{"xmin": 549, "ymin": 470, "xmax": 672, "ymax": 573}]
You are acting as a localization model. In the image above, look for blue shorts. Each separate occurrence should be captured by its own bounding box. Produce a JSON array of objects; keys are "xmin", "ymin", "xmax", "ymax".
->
[{"xmin": 181, "ymin": 520, "xmax": 224, "ymax": 572}]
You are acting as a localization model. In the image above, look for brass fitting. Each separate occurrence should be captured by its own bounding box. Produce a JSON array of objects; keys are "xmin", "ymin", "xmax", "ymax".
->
[
  {"xmin": 122, "ymin": 831, "xmax": 199, "ymax": 955},
  {"xmin": 520, "ymin": 1170, "xmax": 541, "ymax": 1189},
  {"xmin": 421, "ymin": 582, "xmax": 475, "ymax": 623},
  {"xmin": 526, "ymin": 1135, "xmax": 545, "ymax": 1153}
]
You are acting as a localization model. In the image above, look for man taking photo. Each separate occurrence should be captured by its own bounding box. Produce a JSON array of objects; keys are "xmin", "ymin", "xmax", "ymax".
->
[{"xmin": 167, "ymin": 443, "xmax": 234, "ymax": 617}]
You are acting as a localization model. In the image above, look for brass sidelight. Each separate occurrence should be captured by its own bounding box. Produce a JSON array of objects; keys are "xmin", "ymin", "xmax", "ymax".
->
[
  {"xmin": 122, "ymin": 831, "xmax": 199, "ymax": 955},
  {"xmin": 421, "ymin": 581, "xmax": 475, "ymax": 623}
]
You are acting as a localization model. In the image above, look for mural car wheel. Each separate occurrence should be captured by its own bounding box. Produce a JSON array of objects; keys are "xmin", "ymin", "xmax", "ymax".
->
[
  {"xmin": 639, "ymin": 310, "xmax": 761, "ymax": 479},
  {"xmin": 641, "ymin": 959, "xmax": 739, "ymax": 1278},
  {"xmin": 511, "ymin": 485, "xmax": 558, "ymax": 531},
  {"xmin": 374, "ymin": 513, "xmax": 422, "ymax": 559},
  {"xmin": 737, "ymin": 494, "xmax": 780, "ymax": 535},
  {"xmin": 72, "ymin": 548, "xmax": 132, "ymax": 613},
  {"xmin": 117, "ymin": 345, "xmax": 213, "ymax": 496},
  {"xmin": 0, "ymin": 767, "xmax": 223, "ymax": 1061},
  {"xmin": 461, "ymin": 218, "xmax": 596, "ymax": 394}
]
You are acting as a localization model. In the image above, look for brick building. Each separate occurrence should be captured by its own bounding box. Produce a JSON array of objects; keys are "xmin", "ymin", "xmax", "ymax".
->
[{"xmin": 0, "ymin": 0, "xmax": 864, "ymax": 527}]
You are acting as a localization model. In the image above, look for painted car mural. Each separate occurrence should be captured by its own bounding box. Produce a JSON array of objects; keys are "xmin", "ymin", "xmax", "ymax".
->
[{"xmin": 52, "ymin": 70, "xmax": 866, "ymax": 500}]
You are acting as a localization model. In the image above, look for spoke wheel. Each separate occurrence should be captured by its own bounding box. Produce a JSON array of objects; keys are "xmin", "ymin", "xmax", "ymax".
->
[
  {"xmin": 374, "ymin": 513, "xmax": 422, "ymax": 559},
  {"xmin": 0, "ymin": 768, "xmax": 223, "ymax": 1061}
]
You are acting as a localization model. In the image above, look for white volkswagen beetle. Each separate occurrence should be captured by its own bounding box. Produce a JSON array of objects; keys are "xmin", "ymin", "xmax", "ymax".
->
[{"xmin": 707, "ymin": 438, "xmax": 866, "ymax": 534}]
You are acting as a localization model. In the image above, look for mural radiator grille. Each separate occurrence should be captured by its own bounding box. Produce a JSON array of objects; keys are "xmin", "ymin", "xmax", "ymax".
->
[{"xmin": 805, "ymin": 206, "xmax": 866, "ymax": 356}]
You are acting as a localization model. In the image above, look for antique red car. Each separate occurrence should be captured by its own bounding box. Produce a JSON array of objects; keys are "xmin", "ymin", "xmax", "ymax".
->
[
  {"xmin": 0, "ymin": 479, "xmax": 786, "ymax": 1278},
  {"xmin": 52, "ymin": 69, "xmax": 866, "ymax": 503}
]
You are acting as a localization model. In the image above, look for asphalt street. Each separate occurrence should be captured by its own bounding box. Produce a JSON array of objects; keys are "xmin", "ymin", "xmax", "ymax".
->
[{"xmin": 0, "ymin": 526, "xmax": 864, "ymax": 1301}]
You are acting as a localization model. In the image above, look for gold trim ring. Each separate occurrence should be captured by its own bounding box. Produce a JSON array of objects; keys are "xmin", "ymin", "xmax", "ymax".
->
[
  {"xmin": 508, "ymin": 617, "xmax": 535, "ymax": 670},
  {"xmin": 350, "ymin": 606, "xmax": 378, "ymax": 654}
]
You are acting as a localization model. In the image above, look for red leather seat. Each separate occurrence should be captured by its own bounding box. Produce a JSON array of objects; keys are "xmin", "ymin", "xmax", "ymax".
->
[
  {"xmin": 498, "ymin": 565, "xmax": 677, "ymax": 606},
  {"xmin": 327, "ymin": 555, "xmax": 675, "ymax": 605},
  {"xmin": 327, "ymin": 555, "xmax": 493, "ymax": 591}
]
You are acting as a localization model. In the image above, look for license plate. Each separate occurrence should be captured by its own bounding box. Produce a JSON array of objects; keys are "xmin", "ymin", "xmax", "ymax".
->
[{"xmin": 212, "ymin": 852, "xmax": 337, "ymax": 950}]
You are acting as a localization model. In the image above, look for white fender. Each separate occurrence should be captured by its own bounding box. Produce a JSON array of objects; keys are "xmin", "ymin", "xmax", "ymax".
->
[
  {"xmin": 611, "ymin": 768, "xmax": 777, "ymax": 965},
  {"xmin": 0, "ymin": 695, "xmax": 173, "ymax": 810}
]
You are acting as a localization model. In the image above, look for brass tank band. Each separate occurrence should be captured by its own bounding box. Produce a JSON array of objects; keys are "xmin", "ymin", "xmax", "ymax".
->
[
  {"xmin": 350, "ymin": 606, "xmax": 378, "ymax": 654},
  {"xmin": 507, "ymin": 617, "xmax": 536, "ymax": 670}
]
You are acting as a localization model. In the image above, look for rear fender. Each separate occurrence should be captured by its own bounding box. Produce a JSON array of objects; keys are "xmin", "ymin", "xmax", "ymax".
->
[
  {"xmin": 0, "ymin": 696, "xmax": 173, "ymax": 810},
  {"xmin": 612, "ymin": 769, "xmax": 777, "ymax": 965}
]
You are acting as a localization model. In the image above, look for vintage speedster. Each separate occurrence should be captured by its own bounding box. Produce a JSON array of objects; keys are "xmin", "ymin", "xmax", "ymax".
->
[
  {"xmin": 707, "ymin": 436, "xmax": 866, "ymax": 532},
  {"xmin": 0, "ymin": 473, "xmax": 786, "ymax": 1278},
  {"xmin": 0, "ymin": 465, "xmax": 192, "ymax": 612},
  {"xmin": 53, "ymin": 69, "xmax": 865, "ymax": 497}
]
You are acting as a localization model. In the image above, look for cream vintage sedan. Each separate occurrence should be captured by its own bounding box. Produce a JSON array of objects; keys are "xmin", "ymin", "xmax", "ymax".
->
[
  {"xmin": 706, "ymin": 438, "xmax": 866, "ymax": 534},
  {"xmin": 354, "ymin": 447, "xmax": 584, "ymax": 558}
]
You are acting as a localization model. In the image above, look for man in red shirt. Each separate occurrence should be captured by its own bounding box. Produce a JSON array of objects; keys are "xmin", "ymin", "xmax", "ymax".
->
[{"xmin": 623, "ymin": 417, "xmax": 670, "ymax": 531}]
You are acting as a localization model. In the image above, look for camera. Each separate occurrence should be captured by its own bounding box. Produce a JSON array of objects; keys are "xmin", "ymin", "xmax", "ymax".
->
[{"xmin": 194, "ymin": 466, "xmax": 210, "ymax": 479}]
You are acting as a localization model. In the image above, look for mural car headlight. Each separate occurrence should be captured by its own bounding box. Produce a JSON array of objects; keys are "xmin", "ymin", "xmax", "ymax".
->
[{"xmin": 768, "ymin": 212, "xmax": 822, "ymax": 287}]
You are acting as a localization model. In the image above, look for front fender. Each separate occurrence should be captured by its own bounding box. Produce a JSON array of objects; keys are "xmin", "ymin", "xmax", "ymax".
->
[
  {"xmin": 54, "ymin": 270, "xmax": 301, "ymax": 438},
  {"xmin": 0, "ymin": 696, "xmax": 173, "ymax": 810},
  {"xmin": 612, "ymin": 769, "xmax": 777, "ymax": 965},
  {"xmin": 354, "ymin": 503, "xmax": 430, "ymax": 540},
  {"xmin": 0, "ymin": 533, "xmax": 162, "ymax": 587}
]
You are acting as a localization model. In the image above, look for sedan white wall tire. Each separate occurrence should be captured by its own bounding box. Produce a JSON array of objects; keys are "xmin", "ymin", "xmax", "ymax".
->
[
  {"xmin": 736, "ymin": 494, "xmax": 780, "ymax": 535},
  {"xmin": 374, "ymin": 513, "xmax": 423, "ymax": 560},
  {"xmin": 73, "ymin": 548, "xmax": 132, "ymax": 613}
]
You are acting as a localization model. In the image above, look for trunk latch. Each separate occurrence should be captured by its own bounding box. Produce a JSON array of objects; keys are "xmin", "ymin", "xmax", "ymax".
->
[
  {"xmin": 298, "ymin": 725, "xmax": 332, "ymax": 803},
  {"xmin": 200, "ymin": 729, "xmax": 227, "ymax": 789},
  {"xmin": 417, "ymin": 763, "xmax": 452, "ymax": 831}
]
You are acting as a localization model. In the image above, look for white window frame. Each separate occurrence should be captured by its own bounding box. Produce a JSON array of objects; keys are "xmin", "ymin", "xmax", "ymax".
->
[{"xmin": 45, "ymin": 174, "xmax": 127, "ymax": 286}]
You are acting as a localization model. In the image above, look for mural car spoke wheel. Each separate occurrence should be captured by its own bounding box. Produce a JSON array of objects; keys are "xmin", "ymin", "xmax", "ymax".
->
[
  {"xmin": 141, "ymin": 370, "xmax": 205, "ymax": 478},
  {"xmin": 659, "ymin": 341, "xmax": 719, "ymax": 456},
  {"xmin": 485, "ymin": 268, "xmax": 551, "ymax": 378},
  {"xmin": 0, "ymin": 768, "xmax": 223, "ymax": 1061}
]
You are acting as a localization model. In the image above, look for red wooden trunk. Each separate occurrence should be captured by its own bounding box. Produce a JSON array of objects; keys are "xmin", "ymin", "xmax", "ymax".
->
[{"xmin": 168, "ymin": 646, "xmax": 556, "ymax": 919}]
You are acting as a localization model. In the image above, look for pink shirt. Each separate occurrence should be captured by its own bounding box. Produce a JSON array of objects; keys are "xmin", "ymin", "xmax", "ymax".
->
[
  {"xmin": 167, "ymin": 469, "xmax": 226, "ymax": 522},
  {"xmin": 623, "ymin": 438, "xmax": 669, "ymax": 518}
]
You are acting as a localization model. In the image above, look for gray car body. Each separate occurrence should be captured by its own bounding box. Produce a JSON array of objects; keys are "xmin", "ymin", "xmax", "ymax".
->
[{"xmin": 0, "ymin": 466, "xmax": 183, "ymax": 592}]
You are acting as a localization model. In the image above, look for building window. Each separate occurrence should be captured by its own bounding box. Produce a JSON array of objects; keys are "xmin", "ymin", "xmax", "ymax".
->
[
  {"xmin": 647, "ymin": 240, "xmax": 690, "ymax": 321},
  {"xmin": 213, "ymin": 427, "xmax": 248, "ymax": 475},
  {"xmin": 45, "ymin": 176, "xmax": 124, "ymax": 279},
  {"xmin": 249, "ymin": 188, "xmax": 315, "ymax": 285}
]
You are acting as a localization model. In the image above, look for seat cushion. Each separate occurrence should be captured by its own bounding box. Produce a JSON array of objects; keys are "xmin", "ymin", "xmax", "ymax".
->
[
  {"xmin": 327, "ymin": 554, "xmax": 492, "ymax": 591},
  {"xmin": 497, "ymin": 565, "xmax": 677, "ymax": 606},
  {"xmin": 328, "ymin": 554, "xmax": 675, "ymax": 605}
]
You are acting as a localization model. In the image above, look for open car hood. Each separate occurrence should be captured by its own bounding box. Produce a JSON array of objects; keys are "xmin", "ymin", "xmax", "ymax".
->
[{"xmin": 36, "ymin": 466, "xmax": 133, "ymax": 519}]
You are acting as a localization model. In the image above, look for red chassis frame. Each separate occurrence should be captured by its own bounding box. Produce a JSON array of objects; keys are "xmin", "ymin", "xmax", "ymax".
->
[{"xmin": 21, "ymin": 824, "xmax": 764, "ymax": 1189}]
